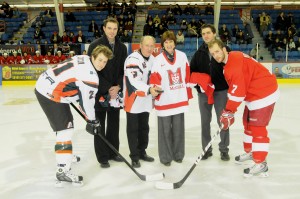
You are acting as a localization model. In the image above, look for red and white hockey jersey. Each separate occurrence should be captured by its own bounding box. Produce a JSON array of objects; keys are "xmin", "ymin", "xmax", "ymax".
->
[
  {"xmin": 123, "ymin": 51, "xmax": 154, "ymax": 113},
  {"xmin": 224, "ymin": 51, "xmax": 279, "ymax": 112},
  {"xmin": 35, "ymin": 55, "xmax": 99, "ymax": 120},
  {"xmin": 150, "ymin": 49, "xmax": 192, "ymax": 117}
]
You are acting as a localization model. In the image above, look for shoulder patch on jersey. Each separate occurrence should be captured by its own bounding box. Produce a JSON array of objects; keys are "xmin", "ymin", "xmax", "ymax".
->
[{"xmin": 78, "ymin": 57, "xmax": 85, "ymax": 64}]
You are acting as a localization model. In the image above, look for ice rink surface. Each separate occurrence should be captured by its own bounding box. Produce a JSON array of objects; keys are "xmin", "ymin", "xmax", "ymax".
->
[{"xmin": 0, "ymin": 84, "xmax": 299, "ymax": 199}]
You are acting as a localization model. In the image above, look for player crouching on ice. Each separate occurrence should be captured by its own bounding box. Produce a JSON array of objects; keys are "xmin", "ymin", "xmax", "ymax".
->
[
  {"xmin": 208, "ymin": 39, "xmax": 280, "ymax": 177},
  {"xmin": 35, "ymin": 45, "xmax": 113, "ymax": 187}
]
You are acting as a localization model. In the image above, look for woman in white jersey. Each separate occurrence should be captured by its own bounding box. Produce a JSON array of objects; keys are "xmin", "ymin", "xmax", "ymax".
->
[
  {"xmin": 35, "ymin": 45, "xmax": 113, "ymax": 187},
  {"xmin": 150, "ymin": 31, "xmax": 192, "ymax": 166}
]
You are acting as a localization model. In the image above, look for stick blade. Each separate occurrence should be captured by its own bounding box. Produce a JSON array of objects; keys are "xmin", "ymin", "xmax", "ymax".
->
[
  {"xmin": 145, "ymin": 173, "xmax": 165, "ymax": 181},
  {"xmin": 155, "ymin": 181, "xmax": 175, "ymax": 190}
]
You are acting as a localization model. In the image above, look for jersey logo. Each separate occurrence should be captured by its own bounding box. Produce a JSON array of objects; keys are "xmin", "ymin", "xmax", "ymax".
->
[
  {"xmin": 167, "ymin": 68, "xmax": 184, "ymax": 90},
  {"xmin": 78, "ymin": 57, "xmax": 84, "ymax": 64},
  {"xmin": 142, "ymin": 62, "xmax": 146, "ymax": 69}
]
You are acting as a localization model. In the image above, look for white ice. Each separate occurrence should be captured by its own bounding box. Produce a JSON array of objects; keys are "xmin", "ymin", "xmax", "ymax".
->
[{"xmin": 0, "ymin": 85, "xmax": 299, "ymax": 199}]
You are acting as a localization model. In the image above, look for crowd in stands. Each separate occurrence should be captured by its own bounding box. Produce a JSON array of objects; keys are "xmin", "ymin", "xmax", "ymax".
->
[{"xmin": 253, "ymin": 10, "xmax": 300, "ymax": 58}]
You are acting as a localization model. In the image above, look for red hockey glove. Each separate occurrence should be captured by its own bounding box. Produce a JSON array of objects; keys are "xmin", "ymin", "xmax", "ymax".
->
[{"xmin": 220, "ymin": 110, "xmax": 235, "ymax": 130}]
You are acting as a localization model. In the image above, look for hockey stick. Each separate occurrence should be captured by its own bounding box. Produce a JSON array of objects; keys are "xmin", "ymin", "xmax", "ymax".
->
[
  {"xmin": 155, "ymin": 128, "xmax": 222, "ymax": 189},
  {"xmin": 70, "ymin": 102, "xmax": 165, "ymax": 182}
]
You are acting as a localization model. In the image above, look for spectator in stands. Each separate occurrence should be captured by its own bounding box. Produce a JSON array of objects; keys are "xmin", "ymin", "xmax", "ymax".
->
[
  {"xmin": 260, "ymin": 12, "xmax": 270, "ymax": 35},
  {"xmin": 65, "ymin": 10, "xmax": 76, "ymax": 22},
  {"xmin": 180, "ymin": 19, "xmax": 188, "ymax": 32},
  {"xmin": 265, "ymin": 30, "xmax": 274, "ymax": 48},
  {"xmin": 89, "ymin": 20, "xmax": 99, "ymax": 33},
  {"xmin": 219, "ymin": 24, "xmax": 230, "ymax": 38},
  {"xmin": 286, "ymin": 12, "xmax": 294, "ymax": 29},
  {"xmin": 143, "ymin": 20, "xmax": 156, "ymax": 37},
  {"xmin": 12, "ymin": 7, "xmax": 20, "ymax": 18},
  {"xmin": 8, "ymin": 51, "xmax": 21, "ymax": 64},
  {"xmin": 0, "ymin": 52, "xmax": 9, "ymax": 64},
  {"xmin": 128, "ymin": 1, "xmax": 137, "ymax": 15},
  {"xmin": 52, "ymin": 43, "xmax": 62, "ymax": 55},
  {"xmin": 44, "ymin": 7, "xmax": 53, "ymax": 18},
  {"xmin": 272, "ymin": 38, "xmax": 284, "ymax": 52},
  {"xmin": 287, "ymin": 24, "xmax": 297, "ymax": 38},
  {"xmin": 176, "ymin": 30, "xmax": 184, "ymax": 44},
  {"xmin": 232, "ymin": 24, "xmax": 241, "ymax": 37},
  {"xmin": 166, "ymin": 13, "xmax": 176, "ymax": 25},
  {"xmin": 243, "ymin": 21, "xmax": 254, "ymax": 44},
  {"xmin": 68, "ymin": 51, "xmax": 75, "ymax": 58},
  {"xmin": 150, "ymin": 0, "xmax": 159, "ymax": 9},
  {"xmin": 187, "ymin": 24, "xmax": 198, "ymax": 37},
  {"xmin": 282, "ymin": 38, "xmax": 288, "ymax": 50},
  {"xmin": 220, "ymin": 31, "xmax": 231, "ymax": 44},
  {"xmin": 157, "ymin": 24, "xmax": 168, "ymax": 38},
  {"xmin": 153, "ymin": 14, "xmax": 160, "ymax": 23},
  {"xmin": 166, "ymin": 5, "xmax": 174, "ymax": 15},
  {"xmin": 74, "ymin": 30, "xmax": 86, "ymax": 44},
  {"xmin": 117, "ymin": 14, "xmax": 125, "ymax": 24},
  {"xmin": 160, "ymin": 15, "xmax": 168, "ymax": 27},
  {"xmin": 108, "ymin": 4, "xmax": 117, "ymax": 16},
  {"xmin": 193, "ymin": 4, "xmax": 200, "ymax": 15},
  {"xmin": 5, "ymin": 6, "xmax": 12, "ymax": 18},
  {"xmin": 69, "ymin": 32, "xmax": 76, "ymax": 43},
  {"xmin": 275, "ymin": 30, "xmax": 284, "ymax": 41},
  {"xmin": 121, "ymin": 0, "xmax": 128, "ymax": 8},
  {"xmin": 288, "ymin": 38, "xmax": 296, "ymax": 51},
  {"xmin": 96, "ymin": 0, "xmax": 107, "ymax": 11},
  {"xmin": 61, "ymin": 31, "xmax": 70, "ymax": 44},
  {"xmin": 205, "ymin": 3, "xmax": 214, "ymax": 15},
  {"xmin": 236, "ymin": 30, "xmax": 246, "ymax": 44},
  {"xmin": 32, "ymin": 51, "xmax": 44, "ymax": 64},
  {"xmin": 43, "ymin": 51, "xmax": 54, "ymax": 64},
  {"xmin": 120, "ymin": 30, "xmax": 131, "ymax": 43},
  {"xmin": 146, "ymin": 15, "xmax": 153, "ymax": 24},
  {"xmin": 50, "ymin": 31, "xmax": 61, "ymax": 44},
  {"xmin": 174, "ymin": 4, "xmax": 182, "ymax": 15},
  {"xmin": 183, "ymin": 4, "xmax": 192, "ymax": 15},
  {"xmin": 35, "ymin": 16, "xmax": 46, "ymax": 28},
  {"xmin": 94, "ymin": 29, "xmax": 102, "ymax": 39},
  {"xmin": 54, "ymin": 51, "xmax": 67, "ymax": 63},
  {"xmin": 275, "ymin": 12, "xmax": 287, "ymax": 31},
  {"xmin": 126, "ymin": 14, "xmax": 134, "ymax": 25},
  {"xmin": 33, "ymin": 27, "xmax": 44, "ymax": 40},
  {"xmin": 118, "ymin": 27, "xmax": 125, "ymax": 38},
  {"xmin": 20, "ymin": 52, "xmax": 32, "ymax": 64}
]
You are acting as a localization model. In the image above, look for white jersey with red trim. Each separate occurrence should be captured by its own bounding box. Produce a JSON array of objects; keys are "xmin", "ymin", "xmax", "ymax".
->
[
  {"xmin": 224, "ymin": 51, "xmax": 279, "ymax": 112},
  {"xmin": 35, "ymin": 55, "xmax": 98, "ymax": 120},
  {"xmin": 150, "ymin": 49, "xmax": 191, "ymax": 117},
  {"xmin": 123, "ymin": 51, "xmax": 154, "ymax": 113}
]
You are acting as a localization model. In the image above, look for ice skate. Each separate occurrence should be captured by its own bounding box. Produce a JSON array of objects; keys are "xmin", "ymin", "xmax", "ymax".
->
[
  {"xmin": 243, "ymin": 161, "xmax": 269, "ymax": 178},
  {"xmin": 235, "ymin": 152, "xmax": 253, "ymax": 164},
  {"xmin": 55, "ymin": 166, "xmax": 83, "ymax": 187},
  {"xmin": 72, "ymin": 155, "xmax": 81, "ymax": 163}
]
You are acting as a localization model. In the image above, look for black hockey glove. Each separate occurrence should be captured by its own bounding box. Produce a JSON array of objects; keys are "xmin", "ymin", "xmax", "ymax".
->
[{"xmin": 86, "ymin": 120, "xmax": 101, "ymax": 135}]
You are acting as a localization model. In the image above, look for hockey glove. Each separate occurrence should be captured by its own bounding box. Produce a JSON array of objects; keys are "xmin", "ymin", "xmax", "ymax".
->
[
  {"xmin": 220, "ymin": 110, "xmax": 235, "ymax": 130},
  {"xmin": 86, "ymin": 120, "xmax": 101, "ymax": 135}
]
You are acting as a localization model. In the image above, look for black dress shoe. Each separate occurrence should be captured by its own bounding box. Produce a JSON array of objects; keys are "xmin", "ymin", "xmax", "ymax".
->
[
  {"xmin": 163, "ymin": 162, "xmax": 171, "ymax": 166},
  {"xmin": 100, "ymin": 162, "xmax": 110, "ymax": 168},
  {"xmin": 140, "ymin": 154, "xmax": 154, "ymax": 162},
  {"xmin": 201, "ymin": 151, "xmax": 213, "ymax": 160},
  {"xmin": 111, "ymin": 155, "xmax": 123, "ymax": 162},
  {"xmin": 220, "ymin": 152, "xmax": 230, "ymax": 161},
  {"xmin": 175, "ymin": 159, "xmax": 182, "ymax": 163},
  {"xmin": 132, "ymin": 160, "xmax": 141, "ymax": 168}
]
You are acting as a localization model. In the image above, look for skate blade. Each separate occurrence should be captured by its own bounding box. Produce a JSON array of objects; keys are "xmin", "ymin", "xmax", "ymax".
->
[
  {"xmin": 243, "ymin": 172, "xmax": 269, "ymax": 178},
  {"xmin": 54, "ymin": 180, "xmax": 84, "ymax": 188}
]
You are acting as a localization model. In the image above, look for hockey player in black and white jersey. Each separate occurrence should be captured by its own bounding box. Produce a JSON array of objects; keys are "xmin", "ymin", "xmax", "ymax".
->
[
  {"xmin": 35, "ymin": 45, "xmax": 113, "ymax": 187},
  {"xmin": 123, "ymin": 36, "xmax": 161, "ymax": 168}
]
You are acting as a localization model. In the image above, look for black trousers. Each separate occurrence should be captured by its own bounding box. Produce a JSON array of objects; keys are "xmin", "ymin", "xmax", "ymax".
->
[
  {"xmin": 126, "ymin": 112, "xmax": 150, "ymax": 161},
  {"xmin": 94, "ymin": 109, "xmax": 120, "ymax": 163}
]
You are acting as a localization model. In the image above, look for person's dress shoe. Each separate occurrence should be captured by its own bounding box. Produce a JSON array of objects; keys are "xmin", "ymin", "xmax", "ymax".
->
[
  {"xmin": 100, "ymin": 162, "xmax": 110, "ymax": 168},
  {"xmin": 111, "ymin": 155, "xmax": 123, "ymax": 162},
  {"xmin": 132, "ymin": 160, "xmax": 141, "ymax": 168},
  {"xmin": 162, "ymin": 162, "xmax": 171, "ymax": 166},
  {"xmin": 175, "ymin": 159, "xmax": 182, "ymax": 163},
  {"xmin": 201, "ymin": 151, "xmax": 213, "ymax": 160},
  {"xmin": 140, "ymin": 154, "xmax": 154, "ymax": 162},
  {"xmin": 220, "ymin": 152, "xmax": 230, "ymax": 161}
]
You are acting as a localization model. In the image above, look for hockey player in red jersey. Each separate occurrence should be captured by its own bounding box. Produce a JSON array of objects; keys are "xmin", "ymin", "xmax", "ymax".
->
[
  {"xmin": 35, "ymin": 45, "xmax": 113, "ymax": 187},
  {"xmin": 7, "ymin": 51, "xmax": 22, "ymax": 64},
  {"xmin": 208, "ymin": 39, "xmax": 280, "ymax": 177}
]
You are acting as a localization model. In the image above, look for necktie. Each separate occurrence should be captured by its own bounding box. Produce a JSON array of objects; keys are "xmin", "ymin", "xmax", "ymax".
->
[{"xmin": 110, "ymin": 43, "xmax": 114, "ymax": 52}]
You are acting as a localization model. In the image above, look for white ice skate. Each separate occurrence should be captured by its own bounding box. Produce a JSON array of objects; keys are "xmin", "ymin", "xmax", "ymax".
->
[
  {"xmin": 243, "ymin": 161, "xmax": 269, "ymax": 178},
  {"xmin": 55, "ymin": 166, "xmax": 83, "ymax": 187},
  {"xmin": 235, "ymin": 152, "xmax": 253, "ymax": 164}
]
